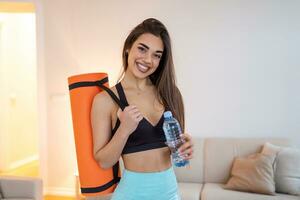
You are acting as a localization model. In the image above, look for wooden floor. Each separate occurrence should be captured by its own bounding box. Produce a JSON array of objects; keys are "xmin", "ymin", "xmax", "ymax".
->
[
  {"xmin": 0, "ymin": 161, "xmax": 77, "ymax": 200},
  {"xmin": 44, "ymin": 195, "xmax": 76, "ymax": 200}
]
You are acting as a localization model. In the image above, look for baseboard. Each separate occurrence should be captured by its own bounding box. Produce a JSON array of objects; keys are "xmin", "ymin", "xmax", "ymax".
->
[
  {"xmin": 45, "ymin": 186, "xmax": 76, "ymax": 197},
  {"xmin": 7, "ymin": 154, "xmax": 39, "ymax": 171}
]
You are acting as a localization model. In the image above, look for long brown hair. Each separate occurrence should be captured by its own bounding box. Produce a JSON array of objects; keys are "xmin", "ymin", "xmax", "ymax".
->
[{"xmin": 119, "ymin": 18, "xmax": 185, "ymax": 131}]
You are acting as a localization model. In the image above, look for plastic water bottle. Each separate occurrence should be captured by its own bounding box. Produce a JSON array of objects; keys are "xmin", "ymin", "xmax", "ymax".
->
[{"xmin": 163, "ymin": 111, "xmax": 189, "ymax": 167}]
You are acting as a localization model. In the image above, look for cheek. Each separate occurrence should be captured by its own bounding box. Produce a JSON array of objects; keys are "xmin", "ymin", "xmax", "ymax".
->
[
  {"xmin": 127, "ymin": 55, "xmax": 136, "ymax": 67},
  {"xmin": 150, "ymin": 62, "xmax": 161, "ymax": 73},
  {"xmin": 153, "ymin": 59, "xmax": 161, "ymax": 68},
  {"xmin": 128, "ymin": 51, "xmax": 140, "ymax": 63}
]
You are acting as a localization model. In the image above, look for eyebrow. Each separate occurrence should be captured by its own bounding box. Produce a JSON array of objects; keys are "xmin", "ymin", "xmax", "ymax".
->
[{"xmin": 138, "ymin": 43, "xmax": 163, "ymax": 54}]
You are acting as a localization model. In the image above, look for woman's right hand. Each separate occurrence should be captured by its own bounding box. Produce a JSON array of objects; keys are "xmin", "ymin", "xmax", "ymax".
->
[{"xmin": 117, "ymin": 105, "xmax": 143, "ymax": 136}]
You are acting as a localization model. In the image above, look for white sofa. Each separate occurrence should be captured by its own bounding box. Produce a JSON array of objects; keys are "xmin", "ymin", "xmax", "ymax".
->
[
  {"xmin": 0, "ymin": 176, "xmax": 43, "ymax": 200},
  {"xmin": 87, "ymin": 137, "xmax": 299, "ymax": 200},
  {"xmin": 175, "ymin": 137, "xmax": 299, "ymax": 200}
]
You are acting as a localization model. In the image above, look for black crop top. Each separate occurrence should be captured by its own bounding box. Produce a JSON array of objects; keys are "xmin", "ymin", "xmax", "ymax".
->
[{"xmin": 107, "ymin": 82, "xmax": 168, "ymax": 154}]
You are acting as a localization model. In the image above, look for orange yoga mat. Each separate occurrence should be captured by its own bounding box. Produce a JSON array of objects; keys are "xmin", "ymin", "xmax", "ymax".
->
[{"xmin": 68, "ymin": 73, "xmax": 121, "ymax": 196}]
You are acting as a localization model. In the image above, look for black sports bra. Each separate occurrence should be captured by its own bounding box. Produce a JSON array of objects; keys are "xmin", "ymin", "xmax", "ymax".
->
[{"xmin": 106, "ymin": 82, "xmax": 168, "ymax": 154}]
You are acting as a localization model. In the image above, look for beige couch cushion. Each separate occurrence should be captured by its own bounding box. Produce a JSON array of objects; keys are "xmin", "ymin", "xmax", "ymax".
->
[
  {"xmin": 174, "ymin": 138, "xmax": 204, "ymax": 183},
  {"xmin": 201, "ymin": 183, "xmax": 299, "ymax": 200},
  {"xmin": 224, "ymin": 153, "xmax": 276, "ymax": 195},
  {"xmin": 204, "ymin": 138, "xmax": 290, "ymax": 183},
  {"xmin": 177, "ymin": 182, "xmax": 202, "ymax": 200},
  {"xmin": 262, "ymin": 143, "xmax": 300, "ymax": 195},
  {"xmin": 261, "ymin": 142, "xmax": 282, "ymax": 156},
  {"xmin": 275, "ymin": 148, "xmax": 300, "ymax": 195}
]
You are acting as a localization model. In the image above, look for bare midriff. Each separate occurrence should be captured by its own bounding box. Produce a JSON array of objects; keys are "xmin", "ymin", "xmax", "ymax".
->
[{"xmin": 122, "ymin": 146, "xmax": 172, "ymax": 172}]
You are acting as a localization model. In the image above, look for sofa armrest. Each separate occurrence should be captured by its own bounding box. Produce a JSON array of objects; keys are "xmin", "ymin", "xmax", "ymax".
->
[{"xmin": 0, "ymin": 176, "xmax": 43, "ymax": 200}]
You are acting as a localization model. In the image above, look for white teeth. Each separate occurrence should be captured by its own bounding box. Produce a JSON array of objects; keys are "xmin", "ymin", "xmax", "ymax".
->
[{"xmin": 136, "ymin": 63, "xmax": 149, "ymax": 73}]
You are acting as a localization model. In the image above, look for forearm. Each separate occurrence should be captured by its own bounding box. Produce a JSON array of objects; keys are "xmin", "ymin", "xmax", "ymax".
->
[{"xmin": 94, "ymin": 128, "xmax": 129, "ymax": 169}]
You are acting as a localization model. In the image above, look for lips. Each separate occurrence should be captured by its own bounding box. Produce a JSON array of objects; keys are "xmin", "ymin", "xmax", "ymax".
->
[{"xmin": 136, "ymin": 62, "xmax": 150, "ymax": 73}]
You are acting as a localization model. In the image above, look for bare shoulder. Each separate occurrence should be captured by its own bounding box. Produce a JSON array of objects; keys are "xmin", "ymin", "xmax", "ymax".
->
[{"xmin": 92, "ymin": 86, "xmax": 118, "ymax": 113}]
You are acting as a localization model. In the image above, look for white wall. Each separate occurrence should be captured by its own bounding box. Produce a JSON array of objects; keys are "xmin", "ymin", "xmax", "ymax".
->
[
  {"xmin": 176, "ymin": 1, "xmax": 300, "ymax": 143},
  {"xmin": 5, "ymin": 0, "xmax": 300, "ymax": 196}
]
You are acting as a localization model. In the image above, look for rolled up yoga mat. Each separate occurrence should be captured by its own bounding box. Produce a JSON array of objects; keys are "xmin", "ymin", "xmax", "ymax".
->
[{"xmin": 68, "ymin": 73, "xmax": 121, "ymax": 196}]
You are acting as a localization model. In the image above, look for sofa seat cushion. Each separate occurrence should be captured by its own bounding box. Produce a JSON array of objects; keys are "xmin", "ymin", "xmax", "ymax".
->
[
  {"xmin": 201, "ymin": 183, "xmax": 299, "ymax": 200},
  {"xmin": 178, "ymin": 182, "xmax": 202, "ymax": 200}
]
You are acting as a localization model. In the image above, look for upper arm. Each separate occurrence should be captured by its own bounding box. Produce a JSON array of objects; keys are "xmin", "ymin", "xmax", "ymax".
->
[{"xmin": 91, "ymin": 91, "xmax": 113, "ymax": 156}]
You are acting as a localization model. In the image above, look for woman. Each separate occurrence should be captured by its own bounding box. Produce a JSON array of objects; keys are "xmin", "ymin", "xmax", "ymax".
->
[{"xmin": 91, "ymin": 18, "xmax": 194, "ymax": 200}]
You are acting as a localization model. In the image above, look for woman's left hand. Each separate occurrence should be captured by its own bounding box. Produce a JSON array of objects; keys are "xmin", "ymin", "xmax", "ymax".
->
[{"xmin": 178, "ymin": 133, "xmax": 194, "ymax": 160}]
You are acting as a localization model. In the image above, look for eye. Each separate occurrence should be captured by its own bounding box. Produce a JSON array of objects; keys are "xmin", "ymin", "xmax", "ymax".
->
[
  {"xmin": 154, "ymin": 54, "xmax": 162, "ymax": 59},
  {"xmin": 138, "ymin": 46, "xmax": 146, "ymax": 52}
]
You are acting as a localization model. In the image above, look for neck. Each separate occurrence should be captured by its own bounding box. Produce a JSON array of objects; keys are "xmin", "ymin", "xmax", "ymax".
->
[{"xmin": 122, "ymin": 70, "xmax": 152, "ymax": 91}]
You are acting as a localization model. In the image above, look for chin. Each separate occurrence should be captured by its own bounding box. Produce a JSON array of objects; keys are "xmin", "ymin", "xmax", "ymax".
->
[{"xmin": 133, "ymin": 70, "xmax": 150, "ymax": 79}]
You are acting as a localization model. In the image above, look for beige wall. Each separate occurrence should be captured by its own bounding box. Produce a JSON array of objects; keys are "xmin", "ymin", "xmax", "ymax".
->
[{"xmin": 0, "ymin": 13, "xmax": 38, "ymax": 170}]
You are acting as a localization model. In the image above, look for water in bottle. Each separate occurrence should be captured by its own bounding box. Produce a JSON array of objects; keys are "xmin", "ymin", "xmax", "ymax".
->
[{"xmin": 163, "ymin": 111, "xmax": 189, "ymax": 167}]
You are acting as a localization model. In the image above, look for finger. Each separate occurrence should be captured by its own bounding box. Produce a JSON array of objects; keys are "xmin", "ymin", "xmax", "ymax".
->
[
  {"xmin": 131, "ymin": 111, "xmax": 142, "ymax": 119},
  {"xmin": 180, "ymin": 133, "xmax": 191, "ymax": 141},
  {"xmin": 132, "ymin": 113, "xmax": 143, "ymax": 122},
  {"xmin": 127, "ymin": 107, "xmax": 141, "ymax": 115},
  {"xmin": 132, "ymin": 109, "xmax": 142, "ymax": 116},
  {"xmin": 124, "ymin": 105, "xmax": 136, "ymax": 112},
  {"xmin": 127, "ymin": 105, "xmax": 138, "ymax": 110},
  {"xmin": 136, "ymin": 115, "xmax": 143, "ymax": 121},
  {"xmin": 180, "ymin": 149, "xmax": 193, "ymax": 161},
  {"xmin": 180, "ymin": 134, "xmax": 193, "ymax": 147},
  {"xmin": 179, "ymin": 139, "xmax": 194, "ymax": 150},
  {"xmin": 130, "ymin": 108, "xmax": 141, "ymax": 115},
  {"xmin": 179, "ymin": 148, "xmax": 193, "ymax": 157},
  {"xmin": 184, "ymin": 154, "xmax": 193, "ymax": 160}
]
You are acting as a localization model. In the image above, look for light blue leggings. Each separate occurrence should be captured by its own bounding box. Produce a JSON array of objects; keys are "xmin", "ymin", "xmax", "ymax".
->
[{"xmin": 111, "ymin": 167, "xmax": 181, "ymax": 200}]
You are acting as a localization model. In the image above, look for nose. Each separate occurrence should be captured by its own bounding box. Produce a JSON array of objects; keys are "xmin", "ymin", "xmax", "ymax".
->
[{"xmin": 143, "ymin": 52, "xmax": 152, "ymax": 64}]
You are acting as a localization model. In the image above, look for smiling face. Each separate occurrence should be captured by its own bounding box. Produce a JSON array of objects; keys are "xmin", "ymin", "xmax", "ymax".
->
[{"xmin": 126, "ymin": 33, "xmax": 164, "ymax": 79}]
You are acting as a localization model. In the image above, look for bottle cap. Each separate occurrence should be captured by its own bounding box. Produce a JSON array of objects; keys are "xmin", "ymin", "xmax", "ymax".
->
[{"xmin": 163, "ymin": 111, "xmax": 173, "ymax": 118}]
